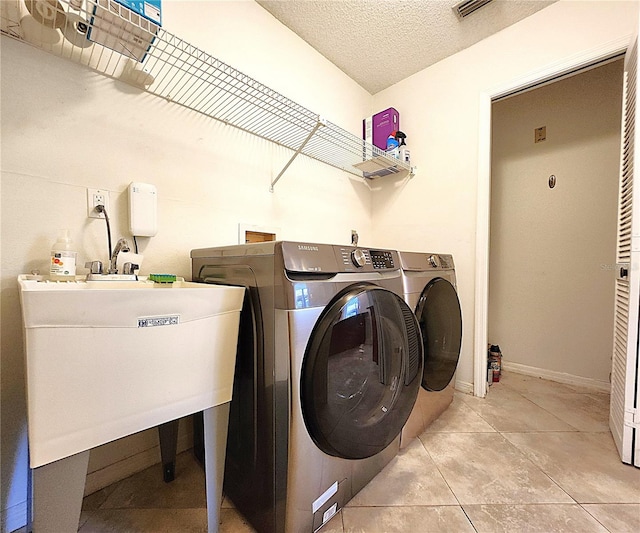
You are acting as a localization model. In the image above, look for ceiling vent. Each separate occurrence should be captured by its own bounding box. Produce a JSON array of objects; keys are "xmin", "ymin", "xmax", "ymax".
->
[{"xmin": 453, "ymin": 0, "xmax": 494, "ymax": 19}]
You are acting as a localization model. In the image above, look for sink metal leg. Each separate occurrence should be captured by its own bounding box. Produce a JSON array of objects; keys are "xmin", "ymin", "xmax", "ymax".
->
[
  {"xmin": 158, "ymin": 419, "xmax": 180, "ymax": 482},
  {"xmin": 28, "ymin": 450, "xmax": 90, "ymax": 533},
  {"xmin": 203, "ymin": 403, "xmax": 230, "ymax": 533}
]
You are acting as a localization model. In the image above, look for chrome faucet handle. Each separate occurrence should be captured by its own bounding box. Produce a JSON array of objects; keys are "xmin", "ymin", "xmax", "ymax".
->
[
  {"xmin": 122, "ymin": 263, "xmax": 139, "ymax": 275},
  {"xmin": 84, "ymin": 260, "xmax": 103, "ymax": 274}
]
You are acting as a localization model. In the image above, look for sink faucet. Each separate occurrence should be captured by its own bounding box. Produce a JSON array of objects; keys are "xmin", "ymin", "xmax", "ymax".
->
[{"xmin": 109, "ymin": 238, "xmax": 131, "ymax": 274}]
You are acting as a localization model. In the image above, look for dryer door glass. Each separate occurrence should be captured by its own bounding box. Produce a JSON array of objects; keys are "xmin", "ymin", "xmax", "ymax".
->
[
  {"xmin": 416, "ymin": 278, "xmax": 462, "ymax": 392},
  {"xmin": 301, "ymin": 284, "xmax": 422, "ymax": 459}
]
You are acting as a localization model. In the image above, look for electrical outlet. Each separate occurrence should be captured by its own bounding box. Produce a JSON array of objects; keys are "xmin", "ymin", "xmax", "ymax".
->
[{"xmin": 87, "ymin": 188, "xmax": 110, "ymax": 219}]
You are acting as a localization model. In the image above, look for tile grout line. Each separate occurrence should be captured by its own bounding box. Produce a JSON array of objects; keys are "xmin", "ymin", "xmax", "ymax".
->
[
  {"xmin": 478, "ymin": 381, "xmax": 583, "ymax": 432},
  {"xmin": 415, "ymin": 433, "xmax": 478, "ymax": 531},
  {"xmin": 496, "ymin": 429, "xmax": 580, "ymax": 506},
  {"xmin": 578, "ymin": 503, "xmax": 614, "ymax": 533},
  {"xmin": 501, "ymin": 376, "xmax": 611, "ymax": 431},
  {"xmin": 493, "ymin": 415, "xmax": 581, "ymax": 507}
]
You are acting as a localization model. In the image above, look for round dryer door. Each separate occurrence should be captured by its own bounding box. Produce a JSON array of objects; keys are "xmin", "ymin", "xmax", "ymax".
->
[
  {"xmin": 416, "ymin": 278, "xmax": 462, "ymax": 392},
  {"xmin": 301, "ymin": 283, "xmax": 423, "ymax": 460}
]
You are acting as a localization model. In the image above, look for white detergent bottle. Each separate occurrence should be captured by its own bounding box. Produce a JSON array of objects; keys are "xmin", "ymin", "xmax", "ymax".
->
[{"xmin": 50, "ymin": 229, "xmax": 77, "ymax": 281}]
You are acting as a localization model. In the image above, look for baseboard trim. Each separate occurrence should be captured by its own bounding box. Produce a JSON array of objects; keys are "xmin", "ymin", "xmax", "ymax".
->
[
  {"xmin": 454, "ymin": 379, "xmax": 474, "ymax": 395},
  {"xmin": 84, "ymin": 431, "xmax": 193, "ymax": 496},
  {"xmin": 502, "ymin": 361, "xmax": 611, "ymax": 392}
]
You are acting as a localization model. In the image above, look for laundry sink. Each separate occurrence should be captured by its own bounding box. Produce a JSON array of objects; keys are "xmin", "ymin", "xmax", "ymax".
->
[{"xmin": 18, "ymin": 275, "xmax": 245, "ymax": 468}]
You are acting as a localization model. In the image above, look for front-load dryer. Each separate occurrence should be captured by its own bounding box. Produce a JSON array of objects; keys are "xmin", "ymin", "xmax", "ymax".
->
[
  {"xmin": 191, "ymin": 241, "xmax": 423, "ymax": 533},
  {"xmin": 398, "ymin": 251, "xmax": 462, "ymax": 446}
]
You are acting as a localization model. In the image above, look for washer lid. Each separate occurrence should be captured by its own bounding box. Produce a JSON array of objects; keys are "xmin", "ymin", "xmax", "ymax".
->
[{"xmin": 301, "ymin": 283, "xmax": 422, "ymax": 459}]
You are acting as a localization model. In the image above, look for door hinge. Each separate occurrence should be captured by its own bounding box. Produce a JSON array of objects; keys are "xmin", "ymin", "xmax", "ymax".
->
[{"xmin": 624, "ymin": 407, "xmax": 640, "ymax": 428}]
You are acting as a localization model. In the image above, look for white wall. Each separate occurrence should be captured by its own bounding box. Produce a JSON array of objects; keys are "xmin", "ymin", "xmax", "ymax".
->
[
  {"xmin": 370, "ymin": 0, "xmax": 639, "ymax": 392},
  {"xmin": 490, "ymin": 59, "xmax": 623, "ymax": 386},
  {"xmin": 0, "ymin": 1, "xmax": 373, "ymax": 530},
  {"xmin": 2, "ymin": 0, "xmax": 639, "ymax": 529}
]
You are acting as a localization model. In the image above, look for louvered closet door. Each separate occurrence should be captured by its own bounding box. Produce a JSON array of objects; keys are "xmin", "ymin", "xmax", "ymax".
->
[{"xmin": 611, "ymin": 26, "xmax": 640, "ymax": 466}]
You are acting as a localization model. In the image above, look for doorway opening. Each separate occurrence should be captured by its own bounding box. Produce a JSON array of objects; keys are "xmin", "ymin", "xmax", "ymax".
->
[
  {"xmin": 474, "ymin": 41, "xmax": 629, "ymax": 398},
  {"xmin": 488, "ymin": 58, "xmax": 623, "ymax": 392}
]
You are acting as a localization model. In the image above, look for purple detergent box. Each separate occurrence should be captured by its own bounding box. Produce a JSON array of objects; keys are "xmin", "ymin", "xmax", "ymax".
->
[{"xmin": 363, "ymin": 108, "xmax": 400, "ymax": 151}]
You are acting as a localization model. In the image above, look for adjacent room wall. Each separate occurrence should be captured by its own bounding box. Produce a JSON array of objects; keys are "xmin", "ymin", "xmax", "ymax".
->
[
  {"xmin": 370, "ymin": 0, "xmax": 638, "ymax": 392},
  {"xmin": 490, "ymin": 59, "xmax": 623, "ymax": 387},
  {"xmin": 0, "ymin": 1, "xmax": 373, "ymax": 530}
]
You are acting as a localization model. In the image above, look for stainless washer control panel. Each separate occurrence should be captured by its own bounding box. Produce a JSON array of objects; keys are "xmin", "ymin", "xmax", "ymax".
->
[
  {"xmin": 338, "ymin": 248, "xmax": 395, "ymax": 269},
  {"xmin": 370, "ymin": 250, "xmax": 395, "ymax": 269},
  {"xmin": 279, "ymin": 242, "xmax": 400, "ymax": 273}
]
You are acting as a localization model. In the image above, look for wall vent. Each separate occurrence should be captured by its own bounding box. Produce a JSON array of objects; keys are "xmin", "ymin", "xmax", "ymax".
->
[{"xmin": 453, "ymin": 0, "xmax": 494, "ymax": 19}]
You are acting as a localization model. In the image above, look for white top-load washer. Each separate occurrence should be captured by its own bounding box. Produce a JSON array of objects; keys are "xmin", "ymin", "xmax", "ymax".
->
[
  {"xmin": 191, "ymin": 241, "xmax": 423, "ymax": 533},
  {"xmin": 398, "ymin": 251, "xmax": 462, "ymax": 446}
]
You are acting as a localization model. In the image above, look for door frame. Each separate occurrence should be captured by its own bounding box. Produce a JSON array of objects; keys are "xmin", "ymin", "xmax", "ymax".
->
[{"xmin": 473, "ymin": 37, "xmax": 631, "ymax": 398}]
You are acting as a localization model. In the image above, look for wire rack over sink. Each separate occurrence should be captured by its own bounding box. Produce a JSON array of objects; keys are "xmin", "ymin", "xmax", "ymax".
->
[{"xmin": 1, "ymin": 0, "xmax": 413, "ymax": 189}]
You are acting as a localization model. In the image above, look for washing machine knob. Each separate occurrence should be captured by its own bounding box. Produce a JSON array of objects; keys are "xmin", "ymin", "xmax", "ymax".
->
[
  {"xmin": 428, "ymin": 254, "xmax": 441, "ymax": 268},
  {"xmin": 351, "ymin": 249, "xmax": 367, "ymax": 267}
]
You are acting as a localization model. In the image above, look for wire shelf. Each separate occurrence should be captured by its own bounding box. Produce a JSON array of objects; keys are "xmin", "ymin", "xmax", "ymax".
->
[{"xmin": 1, "ymin": 0, "xmax": 413, "ymax": 187}]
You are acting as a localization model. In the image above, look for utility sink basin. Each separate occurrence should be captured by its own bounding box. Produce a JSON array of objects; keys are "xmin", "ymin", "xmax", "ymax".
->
[{"xmin": 18, "ymin": 275, "xmax": 245, "ymax": 468}]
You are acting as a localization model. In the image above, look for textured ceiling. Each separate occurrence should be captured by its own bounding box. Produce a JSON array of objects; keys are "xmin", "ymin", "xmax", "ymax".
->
[{"xmin": 256, "ymin": 0, "xmax": 558, "ymax": 94}]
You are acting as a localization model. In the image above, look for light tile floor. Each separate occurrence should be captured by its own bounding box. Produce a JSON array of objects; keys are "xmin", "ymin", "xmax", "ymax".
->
[{"xmin": 80, "ymin": 372, "xmax": 640, "ymax": 532}]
